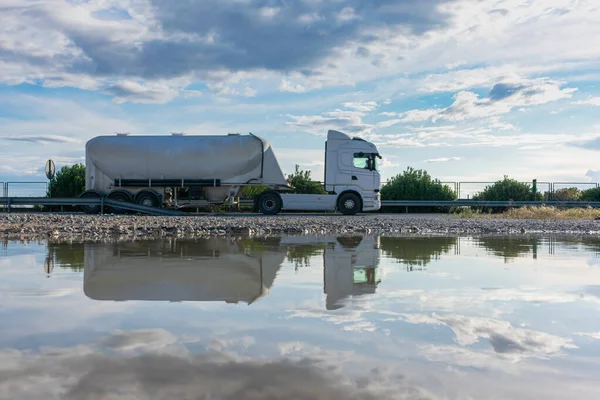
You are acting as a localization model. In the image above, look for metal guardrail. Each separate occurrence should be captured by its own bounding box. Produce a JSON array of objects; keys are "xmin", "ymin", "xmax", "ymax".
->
[
  {"xmin": 2, "ymin": 197, "xmax": 600, "ymax": 215},
  {"xmin": 381, "ymin": 200, "xmax": 600, "ymax": 208},
  {"xmin": 0, "ymin": 197, "xmax": 185, "ymax": 216}
]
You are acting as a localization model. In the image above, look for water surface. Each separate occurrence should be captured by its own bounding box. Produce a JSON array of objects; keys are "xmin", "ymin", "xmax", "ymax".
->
[{"xmin": 2, "ymin": 235, "xmax": 600, "ymax": 399}]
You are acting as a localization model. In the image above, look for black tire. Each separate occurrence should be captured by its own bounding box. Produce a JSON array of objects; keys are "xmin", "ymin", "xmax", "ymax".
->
[
  {"xmin": 107, "ymin": 190, "xmax": 132, "ymax": 214},
  {"xmin": 135, "ymin": 191, "xmax": 161, "ymax": 208},
  {"xmin": 258, "ymin": 192, "xmax": 282, "ymax": 215},
  {"xmin": 80, "ymin": 191, "xmax": 102, "ymax": 215},
  {"xmin": 337, "ymin": 193, "xmax": 361, "ymax": 215}
]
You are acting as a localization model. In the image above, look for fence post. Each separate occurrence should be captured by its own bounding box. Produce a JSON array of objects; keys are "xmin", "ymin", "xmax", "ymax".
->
[
  {"xmin": 7, "ymin": 198, "xmax": 11, "ymax": 214},
  {"xmin": 532, "ymin": 179, "xmax": 537, "ymax": 201}
]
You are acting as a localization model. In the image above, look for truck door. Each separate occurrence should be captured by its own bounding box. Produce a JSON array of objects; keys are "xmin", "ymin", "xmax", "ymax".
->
[{"xmin": 337, "ymin": 151, "xmax": 376, "ymax": 191}]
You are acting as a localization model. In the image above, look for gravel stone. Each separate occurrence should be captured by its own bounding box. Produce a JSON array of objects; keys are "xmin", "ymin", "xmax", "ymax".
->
[{"xmin": 0, "ymin": 213, "xmax": 599, "ymax": 240}]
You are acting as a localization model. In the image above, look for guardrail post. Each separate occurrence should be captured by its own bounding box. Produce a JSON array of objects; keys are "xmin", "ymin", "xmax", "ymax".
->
[
  {"xmin": 532, "ymin": 179, "xmax": 537, "ymax": 201},
  {"xmin": 7, "ymin": 198, "xmax": 11, "ymax": 214},
  {"xmin": 100, "ymin": 197, "xmax": 104, "ymax": 215}
]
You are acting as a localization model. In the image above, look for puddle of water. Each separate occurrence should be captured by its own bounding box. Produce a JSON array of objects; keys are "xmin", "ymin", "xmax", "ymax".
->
[{"xmin": 1, "ymin": 235, "xmax": 600, "ymax": 399}]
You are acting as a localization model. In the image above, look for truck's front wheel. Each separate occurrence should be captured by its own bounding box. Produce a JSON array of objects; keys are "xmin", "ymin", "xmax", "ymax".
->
[
  {"xmin": 258, "ymin": 192, "xmax": 282, "ymax": 215},
  {"xmin": 337, "ymin": 193, "xmax": 361, "ymax": 215}
]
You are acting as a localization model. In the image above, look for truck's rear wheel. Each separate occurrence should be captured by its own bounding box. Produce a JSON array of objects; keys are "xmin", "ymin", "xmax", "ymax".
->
[
  {"xmin": 258, "ymin": 192, "xmax": 282, "ymax": 215},
  {"xmin": 337, "ymin": 193, "xmax": 361, "ymax": 215},
  {"xmin": 107, "ymin": 190, "xmax": 132, "ymax": 214},
  {"xmin": 135, "ymin": 191, "xmax": 161, "ymax": 208},
  {"xmin": 80, "ymin": 191, "xmax": 103, "ymax": 215}
]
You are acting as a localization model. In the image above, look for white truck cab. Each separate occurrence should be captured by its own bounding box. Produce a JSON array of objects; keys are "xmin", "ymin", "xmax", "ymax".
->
[
  {"xmin": 325, "ymin": 130, "xmax": 382, "ymax": 212},
  {"xmin": 263, "ymin": 130, "xmax": 382, "ymax": 215}
]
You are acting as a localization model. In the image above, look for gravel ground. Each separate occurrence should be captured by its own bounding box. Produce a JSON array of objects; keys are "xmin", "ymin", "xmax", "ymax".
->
[{"xmin": 1, "ymin": 213, "xmax": 599, "ymax": 239}]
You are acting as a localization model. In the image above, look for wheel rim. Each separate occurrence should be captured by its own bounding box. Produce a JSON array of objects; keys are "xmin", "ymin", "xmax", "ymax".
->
[
  {"xmin": 263, "ymin": 198, "xmax": 275, "ymax": 211},
  {"xmin": 141, "ymin": 198, "xmax": 154, "ymax": 207},
  {"xmin": 344, "ymin": 199, "xmax": 355, "ymax": 210}
]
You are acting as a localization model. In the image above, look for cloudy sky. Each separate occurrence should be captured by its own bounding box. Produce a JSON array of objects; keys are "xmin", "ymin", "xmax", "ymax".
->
[{"xmin": 1, "ymin": 0, "xmax": 600, "ymax": 187}]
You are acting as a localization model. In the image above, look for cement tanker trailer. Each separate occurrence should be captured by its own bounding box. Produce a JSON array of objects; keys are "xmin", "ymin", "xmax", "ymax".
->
[{"xmin": 81, "ymin": 130, "xmax": 382, "ymax": 215}]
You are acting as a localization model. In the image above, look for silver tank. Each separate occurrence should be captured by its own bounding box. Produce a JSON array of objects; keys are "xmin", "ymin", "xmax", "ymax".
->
[{"xmin": 85, "ymin": 134, "xmax": 288, "ymax": 195}]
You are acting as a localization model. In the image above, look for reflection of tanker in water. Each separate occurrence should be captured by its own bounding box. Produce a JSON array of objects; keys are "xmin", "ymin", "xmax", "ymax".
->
[
  {"xmin": 279, "ymin": 236, "xmax": 381, "ymax": 310},
  {"xmin": 83, "ymin": 238, "xmax": 285, "ymax": 305}
]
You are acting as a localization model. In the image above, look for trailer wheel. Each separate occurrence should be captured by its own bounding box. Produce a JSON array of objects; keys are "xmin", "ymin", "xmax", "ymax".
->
[
  {"xmin": 80, "ymin": 191, "xmax": 103, "ymax": 215},
  {"xmin": 337, "ymin": 192, "xmax": 361, "ymax": 215},
  {"xmin": 107, "ymin": 190, "xmax": 132, "ymax": 214},
  {"xmin": 135, "ymin": 191, "xmax": 161, "ymax": 208},
  {"xmin": 258, "ymin": 192, "xmax": 282, "ymax": 215}
]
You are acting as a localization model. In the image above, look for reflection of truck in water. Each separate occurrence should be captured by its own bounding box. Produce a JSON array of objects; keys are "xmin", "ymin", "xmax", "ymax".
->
[
  {"xmin": 80, "ymin": 235, "xmax": 381, "ymax": 309},
  {"xmin": 81, "ymin": 130, "xmax": 382, "ymax": 215},
  {"xmin": 83, "ymin": 238, "xmax": 285, "ymax": 305}
]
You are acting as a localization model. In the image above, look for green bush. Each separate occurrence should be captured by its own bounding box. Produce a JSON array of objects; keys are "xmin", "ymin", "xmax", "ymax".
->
[
  {"xmin": 286, "ymin": 165, "xmax": 326, "ymax": 194},
  {"xmin": 47, "ymin": 164, "xmax": 85, "ymax": 198},
  {"xmin": 379, "ymin": 167, "xmax": 456, "ymax": 213},
  {"xmin": 580, "ymin": 187, "xmax": 600, "ymax": 201},
  {"xmin": 544, "ymin": 187, "xmax": 580, "ymax": 201},
  {"xmin": 239, "ymin": 185, "xmax": 269, "ymax": 199},
  {"xmin": 381, "ymin": 167, "xmax": 456, "ymax": 200},
  {"xmin": 472, "ymin": 176, "xmax": 542, "ymax": 202}
]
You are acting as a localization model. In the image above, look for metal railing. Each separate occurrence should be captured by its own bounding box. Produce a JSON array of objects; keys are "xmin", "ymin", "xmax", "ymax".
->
[{"xmin": 3, "ymin": 182, "xmax": 48, "ymax": 197}]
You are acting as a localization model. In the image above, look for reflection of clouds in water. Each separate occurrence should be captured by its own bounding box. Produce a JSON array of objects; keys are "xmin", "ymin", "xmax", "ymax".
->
[
  {"xmin": 99, "ymin": 329, "xmax": 185, "ymax": 352},
  {"xmin": 286, "ymin": 286, "xmax": 598, "ymax": 339},
  {"xmin": 0, "ymin": 329, "xmax": 433, "ymax": 400},
  {"xmin": 396, "ymin": 313, "xmax": 576, "ymax": 361},
  {"xmin": 588, "ymin": 258, "xmax": 600, "ymax": 267},
  {"xmin": 286, "ymin": 301, "xmax": 378, "ymax": 333}
]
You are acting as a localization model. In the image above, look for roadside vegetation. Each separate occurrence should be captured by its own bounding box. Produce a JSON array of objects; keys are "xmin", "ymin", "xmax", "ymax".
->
[
  {"xmin": 451, "ymin": 206, "xmax": 600, "ymax": 220},
  {"xmin": 47, "ymin": 164, "xmax": 86, "ymax": 198}
]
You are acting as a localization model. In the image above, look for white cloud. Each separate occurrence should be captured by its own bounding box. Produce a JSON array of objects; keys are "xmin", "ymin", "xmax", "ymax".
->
[
  {"xmin": 585, "ymin": 170, "xmax": 600, "ymax": 181},
  {"xmin": 104, "ymin": 80, "xmax": 181, "ymax": 104},
  {"xmin": 259, "ymin": 7, "xmax": 280, "ymax": 19},
  {"xmin": 337, "ymin": 7, "xmax": 358, "ymax": 23},
  {"xmin": 243, "ymin": 86, "xmax": 257, "ymax": 97},
  {"xmin": 279, "ymin": 80, "xmax": 307, "ymax": 93},
  {"xmin": 575, "ymin": 332, "xmax": 600, "ymax": 340},
  {"xmin": 0, "ymin": 135, "xmax": 80, "ymax": 144},
  {"xmin": 401, "ymin": 79, "xmax": 577, "ymax": 123},
  {"xmin": 285, "ymin": 108, "xmax": 373, "ymax": 136},
  {"xmin": 424, "ymin": 157, "xmax": 461, "ymax": 163},
  {"xmin": 573, "ymin": 97, "xmax": 600, "ymax": 106},
  {"xmin": 342, "ymin": 101, "xmax": 379, "ymax": 112}
]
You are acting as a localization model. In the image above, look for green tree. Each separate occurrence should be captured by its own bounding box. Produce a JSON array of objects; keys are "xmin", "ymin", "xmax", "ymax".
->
[
  {"xmin": 47, "ymin": 164, "xmax": 86, "ymax": 198},
  {"xmin": 381, "ymin": 167, "xmax": 456, "ymax": 200},
  {"xmin": 580, "ymin": 187, "xmax": 600, "ymax": 202},
  {"xmin": 472, "ymin": 176, "xmax": 542, "ymax": 202},
  {"xmin": 286, "ymin": 165, "xmax": 326, "ymax": 194}
]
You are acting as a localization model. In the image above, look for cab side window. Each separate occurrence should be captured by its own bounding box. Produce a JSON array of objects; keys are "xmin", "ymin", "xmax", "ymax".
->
[{"xmin": 353, "ymin": 153, "xmax": 370, "ymax": 169}]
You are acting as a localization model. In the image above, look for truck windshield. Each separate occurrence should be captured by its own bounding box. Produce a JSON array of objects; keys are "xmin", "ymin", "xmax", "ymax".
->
[{"xmin": 353, "ymin": 153, "xmax": 379, "ymax": 171}]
